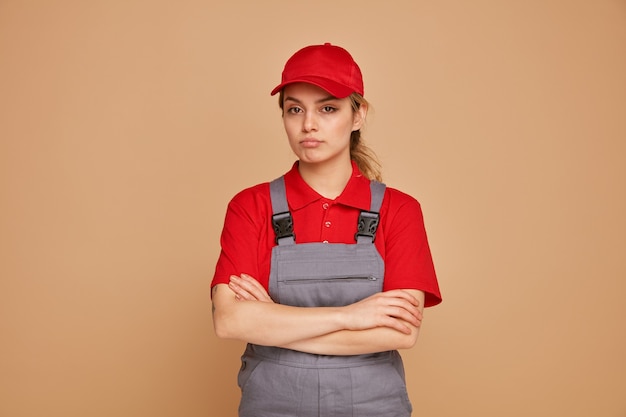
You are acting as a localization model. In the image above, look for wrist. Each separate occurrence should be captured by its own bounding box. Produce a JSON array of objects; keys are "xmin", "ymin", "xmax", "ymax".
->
[{"xmin": 332, "ymin": 306, "xmax": 350, "ymax": 331}]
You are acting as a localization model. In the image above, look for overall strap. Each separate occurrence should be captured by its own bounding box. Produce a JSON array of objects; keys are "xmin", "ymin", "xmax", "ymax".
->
[
  {"xmin": 271, "ymin": 177, "xmax": 386, "ymax": 245},
  {"xmin": 369, "ymin": 180, "xmax": 386, "ymax": 212},
  {"xmin": 356, "ymin": 180, "xmax": 386, "ymax": 244},
  {"xmin": 269, "ymin": 177, "xmax": 295, "ymax": 245}
]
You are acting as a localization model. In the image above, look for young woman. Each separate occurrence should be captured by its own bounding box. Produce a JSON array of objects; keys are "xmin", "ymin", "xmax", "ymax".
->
[{"xmin": 211, "ymin": 43, "xmax": 442, "ymax": 417}]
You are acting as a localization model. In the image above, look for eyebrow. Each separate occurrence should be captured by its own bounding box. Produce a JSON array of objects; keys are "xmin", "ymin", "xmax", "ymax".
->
[{"xmin": 283, "ymin": 95, "xmax": 337, "ymax": 104}]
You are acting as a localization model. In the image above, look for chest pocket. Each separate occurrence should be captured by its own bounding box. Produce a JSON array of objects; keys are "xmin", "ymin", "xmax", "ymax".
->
[{"xmin": 267, "ymin": 177, "xmax": 386, "ymax": 308}]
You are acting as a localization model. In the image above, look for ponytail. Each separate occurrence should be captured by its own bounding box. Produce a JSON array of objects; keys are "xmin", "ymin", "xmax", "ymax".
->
[{"xmin": 348, "ymin": 93, "xmax": 382, "ymax": 181}]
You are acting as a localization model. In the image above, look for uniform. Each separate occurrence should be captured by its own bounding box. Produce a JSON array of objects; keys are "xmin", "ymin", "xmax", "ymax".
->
[{"xmin": 212, "ymin": 162, "xmax": 442, "ymax": 416}]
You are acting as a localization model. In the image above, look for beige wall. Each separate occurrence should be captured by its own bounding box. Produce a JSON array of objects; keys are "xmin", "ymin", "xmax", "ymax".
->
[{"xmin": 1, "ymin": 1, "xmax": 625, "ymax": 416}]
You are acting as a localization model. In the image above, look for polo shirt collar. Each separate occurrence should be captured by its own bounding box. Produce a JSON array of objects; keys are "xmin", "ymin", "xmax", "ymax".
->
[{"xmin": 283, "ymin": 161, "xmax": 372, "ymax": 211}]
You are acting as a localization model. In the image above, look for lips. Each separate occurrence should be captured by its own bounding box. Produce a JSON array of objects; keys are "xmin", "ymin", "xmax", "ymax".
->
[{"xmin": 300, "ymin": 138, "xmax": 322, "ymax": 148}]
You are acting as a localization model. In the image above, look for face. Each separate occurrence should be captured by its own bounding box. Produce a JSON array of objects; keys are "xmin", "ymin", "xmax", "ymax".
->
[{"xmin": 281, "ymin": 83, "xmax": 366, "ymax": 169}]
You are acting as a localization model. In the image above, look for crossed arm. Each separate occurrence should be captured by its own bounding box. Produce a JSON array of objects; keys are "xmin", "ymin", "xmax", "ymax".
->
[{"xmin": 212, "ymin": 274, "xmax": 425, "ymax": 355}]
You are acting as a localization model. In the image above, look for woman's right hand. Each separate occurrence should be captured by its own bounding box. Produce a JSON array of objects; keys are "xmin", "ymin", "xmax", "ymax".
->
[
  {"xmin": 341, "ymin": 290, "xmax": 422, "ymax": 334},
  {"xmin": 228, "ymin": 273, "xmax": 274, "ymax": 303}
]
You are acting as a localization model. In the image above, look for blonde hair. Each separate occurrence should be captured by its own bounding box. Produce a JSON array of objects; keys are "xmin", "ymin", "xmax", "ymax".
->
[{"xmin": 278, "ymin": 91, "xmax": 382, "ymax": 181}]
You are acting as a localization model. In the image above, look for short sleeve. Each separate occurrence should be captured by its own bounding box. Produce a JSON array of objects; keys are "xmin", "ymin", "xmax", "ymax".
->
[
  {"xmin": 211, "ymin": 184, "xmax": 272, "ymax": 292},
  {"xmin": 381, "ymin": 191, "xmax": 442, "ymax": 307}
]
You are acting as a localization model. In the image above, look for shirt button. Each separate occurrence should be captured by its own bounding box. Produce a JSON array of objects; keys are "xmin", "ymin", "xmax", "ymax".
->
[
  {"xmin": 322, "ymin": 240, "xmax": 329, "ymax": 243},
  {"xmin": 325, "ymin": 221, "xmax": 331, "ymax": 228},
  {"xmin": 322, "ymin": 203, "xmax": 329, "ymax": 210}
]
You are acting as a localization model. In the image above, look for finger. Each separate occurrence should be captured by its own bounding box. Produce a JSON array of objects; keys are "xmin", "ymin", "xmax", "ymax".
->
[
  {"xmin": 381, "ymin": 317, "xmax": 412, "ymax": 334},
  {"xmin": 369, "ymin": 292, "xmax": 417, "ymax": 313},
  {"xmin": 385, "ymin": 290, "xmax": 420, "ymax": 306},
  {"xmin": 228, "ymin": 278, "xmax": 256, "ymax": 301},
  {"xmin": 239, "ymin": 274, "xmax": 268, "ymax": 292},
  {"xmin": 239, "ymin": 274, "xmax": 273, "ymax": 301},
  {"xmin": 233, "ymin": 274, "xmax": 273, "ymax": 302},
  {"xmin": 375, "ymin": 295, "xmax": 421, "ymax": 320},
  {"xmin": 385, "ymin": 305, "xmax": 421, "ymax": 326}
]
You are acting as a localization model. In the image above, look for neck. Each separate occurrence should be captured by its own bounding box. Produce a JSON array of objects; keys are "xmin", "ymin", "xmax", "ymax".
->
[{"xmin": 298, "ymin": 159, "xmax": 353, "ymax": 199}]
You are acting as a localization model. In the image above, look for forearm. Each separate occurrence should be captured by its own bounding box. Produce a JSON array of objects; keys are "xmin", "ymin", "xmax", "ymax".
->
[
  {"xmin": 214, "ymin": 277, "xmax": 424, "ymax": 349},
  {"xmin": 212, "ymin": 284, "xmax": 346, "ymax": 346},
  {"xmin": 281, "ymin": 290, "xmax": 425, "ymax": 355},
  {"xmin": 281, "ymin": 322, "xmax": 420, "ymax": 355}
]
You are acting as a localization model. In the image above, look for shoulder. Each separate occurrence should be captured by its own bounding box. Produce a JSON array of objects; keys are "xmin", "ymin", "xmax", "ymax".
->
[
  {"xmin": 224, "ymin": 182, "xmax": 273, "ymax": 224},
  {"xmin": 379, "ymin": 186, "xmax": 426, "ymax": 231},
  {"xmin": 230, "ymin": 182, "xmax": 271, "ymax": 205},
  {"xmin": 382, "ymin": 186, "xmax": 422, "ymax": 212}
]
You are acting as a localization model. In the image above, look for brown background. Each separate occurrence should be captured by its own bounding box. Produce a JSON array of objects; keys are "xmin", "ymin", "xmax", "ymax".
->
[{"xmin": 1, "ymin": 1, "xmax": 625, "ymax": 416}]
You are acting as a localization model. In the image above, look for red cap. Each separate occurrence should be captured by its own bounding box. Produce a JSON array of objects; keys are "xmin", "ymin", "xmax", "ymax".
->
[{"xmin": 270, "ymin": 43, "xmax": 364, "ymax": 98}]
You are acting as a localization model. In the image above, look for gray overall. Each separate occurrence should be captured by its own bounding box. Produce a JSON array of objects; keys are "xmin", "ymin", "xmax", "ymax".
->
[{"xmin": 237, "ymin": 177, "xmax": 412, "ymax": 417}]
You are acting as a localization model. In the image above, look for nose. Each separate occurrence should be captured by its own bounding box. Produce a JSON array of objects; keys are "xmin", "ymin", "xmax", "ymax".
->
[{"xmin": 302, "ymin": 112, "xmax": 318, "ymax": 132}]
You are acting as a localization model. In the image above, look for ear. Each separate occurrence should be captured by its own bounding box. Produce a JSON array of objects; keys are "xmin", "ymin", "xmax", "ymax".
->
[{"xmin": 352, "ymin": 102, "xmax": 368, "ymax": 131}]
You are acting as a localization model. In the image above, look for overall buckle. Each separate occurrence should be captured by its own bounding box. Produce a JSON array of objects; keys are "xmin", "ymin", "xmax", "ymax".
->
[
  {"xmin": 355, "ymin": 210, "xmax": 380, "ymax": 242},
  {"xmin": 272, "ymin": 211, "xmax": 295, "ymax": 244}
]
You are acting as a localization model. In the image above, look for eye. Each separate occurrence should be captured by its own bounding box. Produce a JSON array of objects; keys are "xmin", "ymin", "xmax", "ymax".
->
[
  {"xmin": 286, "ymin": 106, "xmax": 303, "ymax": 114},
  {"xmin": 321, "ymin": 106, "xmax": 336, "ymax": 113}
]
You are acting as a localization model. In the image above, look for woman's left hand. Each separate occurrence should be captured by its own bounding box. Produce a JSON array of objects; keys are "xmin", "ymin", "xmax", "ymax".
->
[{"xmin": 228, "ymin": 274, "xmax": 274, "ymax": 302}]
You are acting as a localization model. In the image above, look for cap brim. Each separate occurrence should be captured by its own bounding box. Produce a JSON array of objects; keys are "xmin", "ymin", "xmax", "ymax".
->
[{"xmin": 270, "ymin": 76, "xmax": 356, "ymax": 98}]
